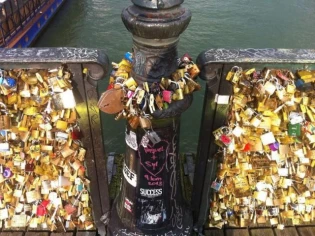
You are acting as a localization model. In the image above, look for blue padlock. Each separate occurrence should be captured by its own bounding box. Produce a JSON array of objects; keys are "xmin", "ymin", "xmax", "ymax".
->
[
  {"xmin": 124, "ymin": 52, "xmax": 133, "ymax": 63},
  {"xmin": 295, "ymin": 78, "xmax": 305, "ymax": 89},
  {"xmin": 2, "ymin": 77, "xmax": 16, "ymax": 89},
  {"xmin": 226, "ymin": 208, "xmax": 234, "ymax": 217},
  {"xmin": 295, "ymin": 78, "xmax": 313, "ymax": 92}
]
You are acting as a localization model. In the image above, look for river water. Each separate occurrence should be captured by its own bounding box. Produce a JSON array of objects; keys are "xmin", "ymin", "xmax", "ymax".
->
[{"xmin": 35, "ymin": 0, "xmax": 315, "ymax": 154}]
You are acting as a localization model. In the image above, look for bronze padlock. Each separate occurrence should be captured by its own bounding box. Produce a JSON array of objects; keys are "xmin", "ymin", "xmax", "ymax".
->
[
  {"xmin": 187, "ymin": 64, "xmax": 200, "ymax": 79},
  {"xmin": 0, "ymin": 102, "xmax": 11, "ymax": 130},
  {"xmin": 97, "ymin": 88, "xmax": 124, "ymax": 114},
  {"xmin": 139, "ymin": 116, "xmax": 152, "ymax": 129},
  {"xmin": 128, "ymin": 116, "xmax": 140, "ymax": 130}
]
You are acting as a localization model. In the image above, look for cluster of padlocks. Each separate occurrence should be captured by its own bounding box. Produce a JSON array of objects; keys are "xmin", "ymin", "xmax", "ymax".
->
[
  {"xmin": 0, "ymin": 68, "xmax": 94, "ymax": 230},
  {"xmin": 210, "ymin": 67, "xmax": 315, "ymax": 229},
  {"xmin": 98, "ymin": 52, "xmax": 201, "ymax": 130}
]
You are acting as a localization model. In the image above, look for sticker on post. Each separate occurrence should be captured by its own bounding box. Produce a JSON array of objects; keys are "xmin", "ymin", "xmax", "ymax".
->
[
  {"xmin": 123, "ymin": 162, "xmax": 137, "ymax": 187},
  {"xmin": 125, "ymin": 130, "xmax": 138, "ymax": 151},
  {"xmin": 140, "ymin": 188, "xmax": 163, "ymax": 198},
  {"xmin": 215, "ymin": 94, "xmax": 230, "ymax": 104},
  {"xmin": 124, "ymin": 198, "xmax": 133, "ymax": 213}
]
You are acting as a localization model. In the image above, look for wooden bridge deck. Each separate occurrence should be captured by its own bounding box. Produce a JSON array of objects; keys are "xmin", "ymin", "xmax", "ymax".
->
[{"xmin": 205, "ymin": 226, "xmax": 315, "ymax": 236}]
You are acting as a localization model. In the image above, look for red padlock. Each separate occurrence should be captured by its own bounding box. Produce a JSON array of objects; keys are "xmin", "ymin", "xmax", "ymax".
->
[
  {"xmin": 107, "ymin": 83, "xmax": 115, "ymax": 90},
  {"xmin": 36, "ymin": 205, "xmax": 47, "ymax": 216},
  {"xmin": 71, "ymin": 128, "xmax": 81, "ymax": 140}
]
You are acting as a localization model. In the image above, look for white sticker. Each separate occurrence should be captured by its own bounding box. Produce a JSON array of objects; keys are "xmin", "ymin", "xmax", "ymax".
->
[
  {"xmin": 125, "ymin": 130, "xmax": 138, "ymax": 151},
  {"xmin": 215, "ymin": 94, "xmax": 230, "ymax": 104},
  {"xmin": 123, "ymin": 162, "xmax": 137, "ymax": 187},
  {"xmin": 140, "ymin": 188, "xmax": 162, "ymax": 198}
]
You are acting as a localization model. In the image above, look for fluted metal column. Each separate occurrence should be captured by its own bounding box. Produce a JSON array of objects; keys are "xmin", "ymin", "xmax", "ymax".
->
[{"xmin": 107, "ymin": 1, "xmax": 192, "ymax": 235}]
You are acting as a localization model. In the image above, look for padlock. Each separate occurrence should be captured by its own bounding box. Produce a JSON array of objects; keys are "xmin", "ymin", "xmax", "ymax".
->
[
  {"xmin": 160, "ymin": 77, "xmax": 170, "ymax": 89},
  {"xmin": 226, "ymin": 66, "xmax": 238, "ymax": 81},
  {"xmin": 288, "ymin": 123, "xmax": 301, "ymax": 137},
  {"xmin": 139, "ymin": 116, "xmax": 151, "ymax": 129},
  {"xmin": 0, "ymin": 102, "xmax": 11, "ymax": 130},
  {"xmin": 52, "ymin": 90, "xmax": 76, "ymax": 110},
  {"xmin": 148, "ymin": 94, "xmax": 156, "ymax": 113},
  {"xmin": 297, "ymin": 70, "xmax": 315, "ymax": 83},
  {"xmin": 124, "ymin": 52, "xmax": 133, "ymax": 63},
  {"xmin": 286, "ymin": 80, "xmax": 296, "ymax": 94},
  {"xmin": 171, "ymin": 69, "xmax": 185, "ymax": 81},
  {"xmin": 173, "ymin": 86, "xmax": 184, "ymax": 101},
  {"xmin": 123, "ymin": 77, "xmax": 137, "ymax": 89},
  {"xmin": 211, "ymin": 178, "xmax": 223, "ymax": 191},
  {"xmin": 128, "ymin": 116, "xmax": 140, "ymax": 130},
  {"xmin": 146, "ymin": 131, "xmax": 161, "ymax": 145},
  {"xmin": 162, "ymin": 90, "xmax": 172, "ymax": 103},
  {"xmin": 250, "ymin": 113, "xmax": 263, "ymax": 127},
  {"xmin": 253, "ymin": 79, "xmax": 266, "ymax": 96},
  {"xmin": 155, "ymin": 94, "xmax": 163, "ymax": 110},
  {"xmin": 187, "ymin": 64, "xmax": 200, "ymax": 79},
  {"xmin": 264, "ymin": 79, "xmax": 277, "ymax": 95},
  {"xmin": 276, "ymin": 70, "xmax": 289, "ymax": 81}
]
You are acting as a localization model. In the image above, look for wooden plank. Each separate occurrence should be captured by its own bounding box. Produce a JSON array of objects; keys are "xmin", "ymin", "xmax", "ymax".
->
[
  {"xmin": 297, "ymin": 226, "xmax": 315, "ymax": 236},
  {"xmin": 225, "ymin": 228, "xmax": 250, "ymax": 236},
  {"xmin": 250, "ymin": 228, "xmax": 274, "ymax": 236},
  {"xmin": 76, "ymin": 231, "xmax": 97, "ymax": 236},
  {"xmin": 273, "ymin": 227, "xmax": 299, "ymax": 236},
  {"xmin": 0, "ymin": 232, "xmax": 24, "ymax": 236},
  {"xmin": 50, "ymin": 233, "xmax": 74, "ymax": 236},
  {"xmin": 25, "ymin": 232, "xmax": 49, "ymax": 236},
  {"xmin": 204, "ymin": 229, "xmax": 224, "ymax": 236}
]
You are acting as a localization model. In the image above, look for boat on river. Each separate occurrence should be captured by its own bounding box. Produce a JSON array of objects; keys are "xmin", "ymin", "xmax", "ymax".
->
[{"xmin": 0, "ymin": 0, "xmax": 66, "ymax": 48}]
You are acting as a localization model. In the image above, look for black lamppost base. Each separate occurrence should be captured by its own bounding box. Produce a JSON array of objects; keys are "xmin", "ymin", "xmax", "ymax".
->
[{"xmin": 107, "ymin": 203, "xmax": 193, "ymax": 236}]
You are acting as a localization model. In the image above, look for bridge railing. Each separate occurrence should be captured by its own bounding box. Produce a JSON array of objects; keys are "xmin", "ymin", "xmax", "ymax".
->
[
  {"xmin": 192, "ymin": 48, "xmax": 315, "ymax": 234},
  {"xmin": 0, "ymin": 47, "xmax": 110, "ymax": 236}
]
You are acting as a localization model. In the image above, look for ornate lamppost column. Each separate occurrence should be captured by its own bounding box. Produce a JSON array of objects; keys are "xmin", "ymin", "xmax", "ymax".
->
[{"xmin": 107, "ymin": 0, "xmax": 192, "ymax": 235}]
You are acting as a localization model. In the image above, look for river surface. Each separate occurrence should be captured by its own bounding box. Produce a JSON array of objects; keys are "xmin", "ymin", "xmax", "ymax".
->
[{"xmin": 35, "ymin": 0, "xmax": 315, "ymax": 154}]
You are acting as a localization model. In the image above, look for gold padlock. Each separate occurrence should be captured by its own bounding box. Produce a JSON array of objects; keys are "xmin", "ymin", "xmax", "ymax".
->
[
  {"xmin": 56, "ymin": 120, "xmax": 68, "ymax": 131},
  {"xmin": 172, "ymin": 87, "xmax": 184, "ymax": 100},
  {"xmin": 171, "ymin": 69, "xmax": 185, "ymax": 81}
]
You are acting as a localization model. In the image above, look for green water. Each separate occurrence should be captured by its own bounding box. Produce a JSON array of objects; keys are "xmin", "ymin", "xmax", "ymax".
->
[{"xmin": 35, "ymin": 0, "xmax": 315, "ymax": 154}]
